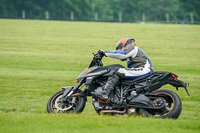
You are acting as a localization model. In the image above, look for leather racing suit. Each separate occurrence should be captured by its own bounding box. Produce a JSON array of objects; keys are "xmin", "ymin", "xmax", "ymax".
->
[
  {"xmin": 101, "ymin": 44, "xmax": 154, "ymax": 99},
  {"xmin": 105, "ymin": 44, "xmax": 153, "ymax": 78}
]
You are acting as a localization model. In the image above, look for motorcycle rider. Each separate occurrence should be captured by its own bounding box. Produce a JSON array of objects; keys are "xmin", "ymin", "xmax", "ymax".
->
[{"xmin": 101, "ymin": 38, "xmax": 154, "ymax": 99}]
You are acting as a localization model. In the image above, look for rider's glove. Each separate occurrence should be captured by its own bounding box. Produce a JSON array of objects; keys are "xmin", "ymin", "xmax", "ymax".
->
[{"xmin": 99, "ymin": 49, "xmax": 106, "ymax": 57}]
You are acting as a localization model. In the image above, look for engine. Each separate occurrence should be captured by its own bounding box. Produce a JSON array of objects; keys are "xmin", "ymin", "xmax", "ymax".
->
[{"xmin": 92, "ymin": 86, "xmax": 123, "ymax": 114}]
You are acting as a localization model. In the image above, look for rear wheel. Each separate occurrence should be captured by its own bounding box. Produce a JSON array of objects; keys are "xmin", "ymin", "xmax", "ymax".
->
[
  {"xmin": 138, "ymin": 89, "xmax": 182, "ymax": 119},
  {"xmin": 47, "ymin": 89, "xmax": 86, "ymax": 114}
]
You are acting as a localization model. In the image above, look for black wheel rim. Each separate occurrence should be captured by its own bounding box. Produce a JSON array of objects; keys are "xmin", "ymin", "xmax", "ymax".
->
[
  {"xmin": 50, "ymin": 92, "xmax": 81, "ymax": 113},
  {"xmin": 145, "ymin": 92, "xmax": 175, "ymax": 117}
]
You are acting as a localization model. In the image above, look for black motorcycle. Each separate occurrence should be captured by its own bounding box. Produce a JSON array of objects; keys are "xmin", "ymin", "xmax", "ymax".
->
[{"xmin": 47, "ymin": 50, "xmax": 189, "ymax": 119}]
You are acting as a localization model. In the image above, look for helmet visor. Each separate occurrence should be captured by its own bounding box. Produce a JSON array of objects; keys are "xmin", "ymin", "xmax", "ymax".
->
[{"xmin": 116, "ymin": 43, "xmax": 123, "ymax": 50}]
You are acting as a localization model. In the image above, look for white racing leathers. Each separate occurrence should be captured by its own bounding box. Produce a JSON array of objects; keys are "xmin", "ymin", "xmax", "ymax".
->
[{"xmin": 105, "ymin": 45, "xmax": 154, "ymax": 78}]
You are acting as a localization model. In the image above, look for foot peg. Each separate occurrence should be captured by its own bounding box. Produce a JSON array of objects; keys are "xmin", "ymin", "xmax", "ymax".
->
[{"xmin": 91, "ymin": 92, "xmax": 108, "ymax": 101}]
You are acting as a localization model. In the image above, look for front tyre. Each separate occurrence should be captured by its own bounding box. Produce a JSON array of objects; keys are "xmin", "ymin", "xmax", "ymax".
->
[
  {"xmin": 139, "ymin": 89, "xmax": 182, "ymax": 119},
  {"xmin": 47, "ymin": 89, "xmax": 86, "ymax": 114}
]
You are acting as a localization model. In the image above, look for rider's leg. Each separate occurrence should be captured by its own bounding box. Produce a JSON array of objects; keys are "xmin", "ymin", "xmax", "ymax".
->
[
  {"xmin": 118, "ymin": 67, "xmax": 151, "ymax": 78},
  {"xmin": 118, "ymin": 60, "xmax": 152, "ymax": 78},
  {"xmin": 102, "ymin": 66, "xmax": 152, "ymax": 99},
  {"xmin": 102, "ymin": 68, "xmax": 125, "ymax": 99}
]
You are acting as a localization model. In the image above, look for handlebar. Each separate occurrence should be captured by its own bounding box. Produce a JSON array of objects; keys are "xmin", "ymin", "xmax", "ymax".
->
[
  {"xmin": 89, "ymin": 50, "xmax": 105, "ymax": 68},
  {"xmin": 93, "ymin": 50, "xmax": 105, "ymax": 58}
]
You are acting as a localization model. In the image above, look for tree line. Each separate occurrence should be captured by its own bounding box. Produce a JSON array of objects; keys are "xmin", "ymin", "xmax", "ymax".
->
[{"xmin": 0, "ymin": 0, "xmax": 199, "ymax": 24}]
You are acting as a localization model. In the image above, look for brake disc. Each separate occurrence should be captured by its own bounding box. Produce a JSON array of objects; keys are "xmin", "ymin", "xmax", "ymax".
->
[{"xmin": 55, "ymin": 95, "xmax": 73, "ymax": 111}]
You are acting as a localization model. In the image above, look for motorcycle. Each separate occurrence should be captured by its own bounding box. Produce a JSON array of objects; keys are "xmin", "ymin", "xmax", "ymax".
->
[{"xmin": 47, "ymin": 50, "xmax": 189, "ymax": 119}]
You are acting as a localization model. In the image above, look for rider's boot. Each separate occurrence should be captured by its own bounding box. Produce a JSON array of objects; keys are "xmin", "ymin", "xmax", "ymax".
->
[{"xmin": 102, "ymin": 72, "xmax": 125, "ymax": 100}]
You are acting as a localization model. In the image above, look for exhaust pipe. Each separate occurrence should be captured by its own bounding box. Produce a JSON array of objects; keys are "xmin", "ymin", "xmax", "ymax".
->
[{"xmin": 100, "ymin": 108, "xmax": 136, "ymax": 115}]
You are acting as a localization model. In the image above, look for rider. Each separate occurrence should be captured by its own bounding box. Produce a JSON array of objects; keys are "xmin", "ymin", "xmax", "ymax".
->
[{"xmin": 101, "ymin": 38, "xmax": 154, "ymax": 99}]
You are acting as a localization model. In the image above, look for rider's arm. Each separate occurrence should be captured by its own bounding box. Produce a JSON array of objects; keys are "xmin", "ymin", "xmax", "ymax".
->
[{"xmin": 105, "ymin": 47, "xmax": 138, "ymax": 60}]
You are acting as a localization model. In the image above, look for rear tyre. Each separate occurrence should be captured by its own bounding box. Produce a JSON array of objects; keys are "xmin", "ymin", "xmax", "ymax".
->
[
  {"xmin": 138, "ymin": 89, "xmax": 182, "ymax": 119},
  {"xmin": 47, "ymin": 89, "xmax": 86, "ymax": 114}
]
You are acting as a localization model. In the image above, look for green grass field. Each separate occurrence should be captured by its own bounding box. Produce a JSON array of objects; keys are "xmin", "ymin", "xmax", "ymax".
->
[{"xmin": 0, "ymin": 19, "xmax": 200, "ymax": 133}]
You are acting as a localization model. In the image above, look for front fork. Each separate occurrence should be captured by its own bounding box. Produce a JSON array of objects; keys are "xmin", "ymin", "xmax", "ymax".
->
[{"xmin": 62, "ymin": 79, "xmax": 85, "ymax": 102}]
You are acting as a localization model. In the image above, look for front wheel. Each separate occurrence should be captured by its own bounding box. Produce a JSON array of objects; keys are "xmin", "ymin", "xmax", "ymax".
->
[
  {"xmin": 138, "ymin": 89, "xmax": 182, "ymax": 119},
  {"xmin": 47, "ymin": 89, "xmax": 86, "ymax": 114}
]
